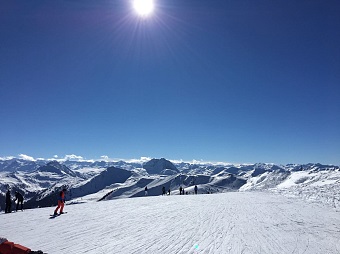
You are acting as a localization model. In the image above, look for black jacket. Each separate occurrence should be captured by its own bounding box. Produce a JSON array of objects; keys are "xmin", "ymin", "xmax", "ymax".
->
[
  {"xmin": 6, "ymin": 191, "xmax": 11, "ymax": 202},
  {"xmin": 14, "ymin": 192, "xmax": 24, "ymax": 202}
]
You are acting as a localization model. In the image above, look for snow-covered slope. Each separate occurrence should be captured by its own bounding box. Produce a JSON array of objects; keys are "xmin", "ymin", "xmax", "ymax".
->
[
  {"xmin": 272, "ymin": 170, "xmax": 340, "ymax": 208},
  {"xmin": 69, "ymin": 167, "xmax": 133, "ymax": 199},
  {"xmin": 240, "ymin": 167, "xmax": 340, "ymax": 208},
  {"xmin": 1, "ymin": 192, "xmax": 339, "ymax": 254}
]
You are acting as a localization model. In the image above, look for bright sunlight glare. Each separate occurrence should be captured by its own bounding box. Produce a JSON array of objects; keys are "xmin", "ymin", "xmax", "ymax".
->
[{"xmin": 133, "ymin": 0, "xmax": 154, "ymax": 17}]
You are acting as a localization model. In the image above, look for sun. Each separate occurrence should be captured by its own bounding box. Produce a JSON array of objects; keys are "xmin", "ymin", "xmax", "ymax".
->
[{"xmin": 133, "ymin": 0, "xmax": 154, "ymax": 17}]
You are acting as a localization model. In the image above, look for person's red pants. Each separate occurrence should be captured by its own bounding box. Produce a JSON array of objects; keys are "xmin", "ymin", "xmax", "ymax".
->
[{"xmin": 54, "ymin": 200, "xmax": 64, "ymax": 214}]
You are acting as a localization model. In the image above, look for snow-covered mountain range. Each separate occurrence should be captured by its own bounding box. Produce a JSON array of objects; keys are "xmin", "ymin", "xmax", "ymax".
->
[{"xmin": 0, "ymin": 157, "xmax": 339, "ymax": 210}]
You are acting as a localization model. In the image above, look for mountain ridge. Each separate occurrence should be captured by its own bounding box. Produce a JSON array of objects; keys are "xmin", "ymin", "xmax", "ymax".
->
[{"xmin": 0, "ymin": 157, "xmax": 339, "ymax": 210}]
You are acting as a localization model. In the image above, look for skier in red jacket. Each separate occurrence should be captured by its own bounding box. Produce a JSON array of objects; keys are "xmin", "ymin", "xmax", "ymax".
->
[{"xmin": 54, "ymin": 188, "xmax": 66, "ymax": 216}]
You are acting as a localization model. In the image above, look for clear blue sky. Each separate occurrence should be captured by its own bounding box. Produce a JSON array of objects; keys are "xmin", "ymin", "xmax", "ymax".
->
[{"xmin": 1, "ymin": 0, "xmax": 339, "ymax": 165}]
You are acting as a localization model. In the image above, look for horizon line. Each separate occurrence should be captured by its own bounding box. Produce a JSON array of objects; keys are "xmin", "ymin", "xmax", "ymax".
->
[{"xmin": 0, "ymin": 153, "xmax": 337, "ymax": 166}]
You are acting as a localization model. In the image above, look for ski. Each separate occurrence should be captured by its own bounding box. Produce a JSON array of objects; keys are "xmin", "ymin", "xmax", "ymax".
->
[{"xmin": 49, "ymin": 212, "xmax": 67, "ymax": 218}]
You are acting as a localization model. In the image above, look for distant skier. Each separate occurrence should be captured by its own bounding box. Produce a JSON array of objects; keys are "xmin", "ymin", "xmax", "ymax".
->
[
  {"xmin": 145, "ymin": 186, "xmax": 148, "ymax": 196},
  {"xmin": 5, "ymin": 190, "xmax": 11, "ymax": 213},
  {"xmin": 162, "ymin": 186, "xmax": 166, "ymax": 196},
  {"xmin": 179, "ymin": 186, "xmax": 182, "ymax": 195},
  {"xmin": 194, "ymin": 185, "xmax": 198, "ymax": 195},
  {"xmin": 14, "ymin": 191, "xmax": 24, "ymax": 211},
  {"xmin": 168, "ymin": 189, "xmax": 171, "ymax": 195},
  {"xmin": 54, "ymin": 188, "xmax": 66, "ymax": 216}
]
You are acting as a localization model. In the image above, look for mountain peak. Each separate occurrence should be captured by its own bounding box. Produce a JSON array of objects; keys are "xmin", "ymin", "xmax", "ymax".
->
[
  {"xmin": 143, "ymin": 158, "xmax": 179, "ymax": 175},
  {"xmin": 46, "ymin": 160, "xmax": 63, "ymax": 169},
  {"xmin": 37, "ymin": 161, "xmax": 77, "ymax": 177}
]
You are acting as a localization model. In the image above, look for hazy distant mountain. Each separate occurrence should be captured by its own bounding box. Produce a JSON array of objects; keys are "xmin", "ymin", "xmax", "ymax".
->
[
  {"xmin": 37, "ymin": 161, "xmax": 79, "ymax": 177},
  {"xmin": 0, "ymin": 158, "xmax": 43, "ymax": 172}
]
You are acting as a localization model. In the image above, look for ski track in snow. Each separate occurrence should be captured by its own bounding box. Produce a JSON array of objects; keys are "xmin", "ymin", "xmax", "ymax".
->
[{"xmin": 1, "ymin": 192, "xmax": 340, "ymax": 254}]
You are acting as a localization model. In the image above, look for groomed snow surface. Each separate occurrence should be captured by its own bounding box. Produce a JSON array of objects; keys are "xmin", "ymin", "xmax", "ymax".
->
[{"xmin": 1, "ymin": 192, "xmax": 340, "ymax": 254}]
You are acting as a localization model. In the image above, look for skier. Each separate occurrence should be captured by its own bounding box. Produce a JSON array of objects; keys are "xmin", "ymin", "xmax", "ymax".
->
[
  {"xmin": 5, "ymin": 190, "xmax": 11, "ymax": 213},
  {"xmin": 145, "ymin": 186, "xmax": 148, "ymax": 196},
  {"xmin": 179, "ymin": 186, "xmax": 182, "ymax": 195},
  {"xmin": 168, "ymin": 189, "xmax": 171, "ymax": 195},
  {"xmin": 162, "ymin": 186, "xmax": 166, "ymax": 196},
  {"xmin": 14, "ymin": 191, "xmax": 24, "ymax": 211},
  {"xmin": 194, "ymin": 185, "xmax": 198, "ymax": 195},
  {"xmin": 54, "ymin": 188, "xmax": 66, "ymax": 216}
]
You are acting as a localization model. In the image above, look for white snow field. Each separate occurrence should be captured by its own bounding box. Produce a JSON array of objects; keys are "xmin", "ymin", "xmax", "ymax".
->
[{"xmin": 1, "ymin": 192, "xmax": 340, "ymax": 254}]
